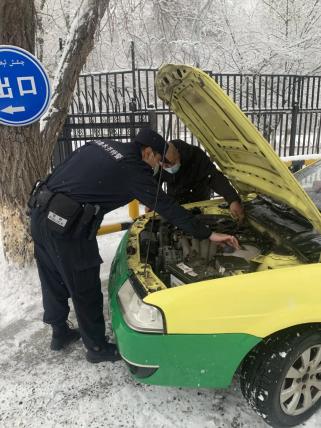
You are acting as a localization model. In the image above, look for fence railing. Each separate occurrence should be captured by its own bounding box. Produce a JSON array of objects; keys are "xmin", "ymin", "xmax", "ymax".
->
[{"xmin": 54, "ymin": 68, "xmax": 321, "ymax": 166}]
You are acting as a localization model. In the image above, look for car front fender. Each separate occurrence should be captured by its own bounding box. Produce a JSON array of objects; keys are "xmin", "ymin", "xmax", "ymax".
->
[{"xmin": 144, "ymin": 263, "xmax": 321, "ymax": 337}]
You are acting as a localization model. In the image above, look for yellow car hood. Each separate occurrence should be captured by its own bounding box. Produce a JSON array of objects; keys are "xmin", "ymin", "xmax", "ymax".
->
[{"xmin": 155, "ymin": 64, "xmax": 321, "ymax": 232}]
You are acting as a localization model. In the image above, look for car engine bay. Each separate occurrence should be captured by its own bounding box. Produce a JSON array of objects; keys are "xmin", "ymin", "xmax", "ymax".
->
[{"xmin": 137, "ymin": 198, "xmax": 321, "ymax": 288}]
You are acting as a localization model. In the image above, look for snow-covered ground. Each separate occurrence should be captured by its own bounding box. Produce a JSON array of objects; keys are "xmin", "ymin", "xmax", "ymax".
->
[{"xmin": 0, "ymin": 207, "xmax": 320, "ymax": 428}]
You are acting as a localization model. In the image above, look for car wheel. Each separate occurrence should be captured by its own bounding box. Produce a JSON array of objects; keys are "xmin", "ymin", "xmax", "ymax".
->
[{"xmin": 240, "ymin": 325, "xmax": 321, "ymax": 427}]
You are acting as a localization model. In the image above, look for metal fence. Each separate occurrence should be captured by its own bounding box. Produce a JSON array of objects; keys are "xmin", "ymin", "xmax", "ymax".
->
[{"xmin": 54, "ymin": 68, "xmax": 321, "ymax": 165}]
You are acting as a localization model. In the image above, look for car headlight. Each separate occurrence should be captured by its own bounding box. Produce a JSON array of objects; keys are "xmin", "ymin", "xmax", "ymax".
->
[{"xmin": 118, "ymin": 279, "xmax": 165, "ymax": 333}]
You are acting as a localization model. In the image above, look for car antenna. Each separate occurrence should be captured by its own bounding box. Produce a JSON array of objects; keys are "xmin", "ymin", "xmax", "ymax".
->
[{"xmin": 144, "ymin": 96, "xmax": 174, "ymax": 279}]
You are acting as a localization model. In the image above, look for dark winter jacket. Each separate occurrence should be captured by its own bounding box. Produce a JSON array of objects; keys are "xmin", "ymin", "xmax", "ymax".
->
[
  {"xmin": 47, "ymin": 140, "xmax": 211, "ymax": 240},
  {"xmin": 160, "ymin": 139, "xmax": 240, "ymax": 205}
]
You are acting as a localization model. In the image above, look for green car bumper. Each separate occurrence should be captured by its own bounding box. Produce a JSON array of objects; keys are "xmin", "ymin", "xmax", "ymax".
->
[{"xmin": 108, "ymin": 233, "xmax": 261, "ymax": 389}]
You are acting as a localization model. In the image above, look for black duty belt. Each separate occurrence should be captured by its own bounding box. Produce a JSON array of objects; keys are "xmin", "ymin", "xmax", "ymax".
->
[{"xmin": 28, "ymin": 183, "xmax": 101, "ymax": 240}]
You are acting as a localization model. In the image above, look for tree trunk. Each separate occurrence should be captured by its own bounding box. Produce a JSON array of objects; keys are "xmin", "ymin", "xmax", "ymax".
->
[
  {"xmin": 0, "ymin": 125, "xmax": 48, "ymax": 265},
  {"xmin": 35, "ymin": 0, "xmax": 47, "ymax": 63},
  {"xmin": 0, "ymin": 0, "xmax": 108, "ymax": 266},
  {"xmin": 0, "ymin": 0, "xmax": 46, "ymax": 265},
  {"xmin": 40, "ymin": 0, "xmax": 109, "ymax": 162}
]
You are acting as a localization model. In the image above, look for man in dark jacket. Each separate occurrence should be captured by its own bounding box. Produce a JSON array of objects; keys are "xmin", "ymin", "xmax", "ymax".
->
[
  {"xmin": 30, "ymin": 128, "xmax": 239, "ymax": 364},
  {"xmin": 158, "ymin": 139, "xmax": 244, "ymax": 221}
]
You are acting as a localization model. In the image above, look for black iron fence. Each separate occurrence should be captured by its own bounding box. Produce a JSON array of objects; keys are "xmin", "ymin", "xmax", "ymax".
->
[{"xmin": 54, "ymin": 68, "xmax": 321, "ymax": 165}]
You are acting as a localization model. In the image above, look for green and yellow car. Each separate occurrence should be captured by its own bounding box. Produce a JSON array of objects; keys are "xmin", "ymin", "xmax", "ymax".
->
[{"xmin": 108, "ymin": 64, "xmax": 321, "ymax": 427}]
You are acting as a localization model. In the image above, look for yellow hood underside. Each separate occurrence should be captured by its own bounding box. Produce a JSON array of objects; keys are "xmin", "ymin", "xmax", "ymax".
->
[{"xmin": 155, "ymin": 64, "xmax": 321, "ymax": 232}]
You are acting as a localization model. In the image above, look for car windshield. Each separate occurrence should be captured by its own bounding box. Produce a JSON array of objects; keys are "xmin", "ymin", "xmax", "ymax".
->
[{"xmin": 294, "ymin": 160, "xmax": 321, "ymax": 210}]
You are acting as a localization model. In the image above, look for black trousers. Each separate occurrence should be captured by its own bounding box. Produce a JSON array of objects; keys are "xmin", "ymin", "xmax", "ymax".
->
[{"xmin": 30, "ymin": 208, "xmax": 106, "ymax": 350}]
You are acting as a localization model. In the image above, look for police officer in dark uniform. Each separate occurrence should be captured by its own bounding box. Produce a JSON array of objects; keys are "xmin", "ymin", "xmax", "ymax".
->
[
  {"xmin": 157, "ymin": 139, "xmax": 244, "ymax": 221},
  {"xmin": 29, "ymin": 128, "xmax": 239, "ymax": 363}
]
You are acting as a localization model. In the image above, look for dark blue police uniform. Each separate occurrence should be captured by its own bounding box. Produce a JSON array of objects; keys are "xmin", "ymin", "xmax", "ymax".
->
[{"xmin": 30, "ymin": 139, "xmax": 211, "ymax": 351}]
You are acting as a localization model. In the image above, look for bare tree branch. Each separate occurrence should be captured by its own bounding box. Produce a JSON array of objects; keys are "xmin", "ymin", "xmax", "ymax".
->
[{"xmin": 40, "ymin": 0, "xmax": 109, "ymax": 164}]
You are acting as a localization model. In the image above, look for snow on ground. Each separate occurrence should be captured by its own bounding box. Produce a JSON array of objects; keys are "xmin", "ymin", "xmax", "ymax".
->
[{"xmin": 0, "ymin": 206, "xmax": 320, "ymax": 428}]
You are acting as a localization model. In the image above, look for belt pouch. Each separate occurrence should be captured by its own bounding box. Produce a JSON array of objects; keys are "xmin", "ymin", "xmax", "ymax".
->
[
  {"xmin": 37, "ymin": 187, "xmax": 54, "ymax": 210},
  {"xmin": 46, "ymin": 193, "xmax": 82, "ymax": 235},
  {"xmin": 73, "ymin": 204, "xmax": 96, "ymax": 238}
]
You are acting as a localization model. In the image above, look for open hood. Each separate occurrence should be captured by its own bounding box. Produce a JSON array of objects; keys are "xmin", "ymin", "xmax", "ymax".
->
[{"xmin": 155, "ymin": 64, "xmax": 321, "ymax": 232}]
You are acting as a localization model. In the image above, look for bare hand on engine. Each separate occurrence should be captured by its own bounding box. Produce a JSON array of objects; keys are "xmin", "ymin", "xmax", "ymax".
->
[
  {"xmin": 209, "ymin": 232, "xmax": 240, "ymax": 249},
  {"xmin": 229, "ymin": 201, "xmax": 245, "ymax": 223}
]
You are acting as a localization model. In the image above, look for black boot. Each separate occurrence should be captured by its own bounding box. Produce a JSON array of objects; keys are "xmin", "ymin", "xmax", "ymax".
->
[
  {"xmin": 50, "ymin": 322, "xmax": 81, "ymax": 351},
  {"xmin": 86, "ymin": 341, "xmax": 121, "ymax": 363}
]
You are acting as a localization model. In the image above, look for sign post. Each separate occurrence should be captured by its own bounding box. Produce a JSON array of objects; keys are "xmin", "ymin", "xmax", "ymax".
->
[{"xmin": 0, "ymin": 45, "xmax": 51, "ymax": 126}]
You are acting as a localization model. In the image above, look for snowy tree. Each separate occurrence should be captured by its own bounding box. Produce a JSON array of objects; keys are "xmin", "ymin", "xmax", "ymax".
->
[
  {"xmin": 28, "ymin": 0, "xmax": 321, "ymax": 74},
  {"xmin": 84, "ymin": 0, "xmax": 226, "ymax": 70},
  {"xmin": 35, "ymin": 0, "xmax": 83, "ymax": 77},
  {"xmin": 217, "ymin": 0, "xmax": 321, "ymax": 74},
  {"xmin": 257, "ymin": 0, "xmax": 321, "ymax": 73},
  {"xmin": 0, "ymin": 0, "xmax": 108, "ymax": 266}
]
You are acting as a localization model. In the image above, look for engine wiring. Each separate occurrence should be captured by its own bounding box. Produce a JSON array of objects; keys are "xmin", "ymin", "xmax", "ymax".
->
[{"xmin": 144, "ymin": 92, "xmax": 174, "ymax": 278}]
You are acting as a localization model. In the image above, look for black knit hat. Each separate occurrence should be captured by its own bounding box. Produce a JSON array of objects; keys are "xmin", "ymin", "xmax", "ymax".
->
[{"xmin": 135, "ymin": 128, "xmax": 169, "ymax": 156}]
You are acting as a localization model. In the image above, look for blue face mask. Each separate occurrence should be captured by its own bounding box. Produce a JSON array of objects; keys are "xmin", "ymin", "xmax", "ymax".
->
[{"xmin": 164, "ymin": 163, "xmax": 181, "ymax": 174}]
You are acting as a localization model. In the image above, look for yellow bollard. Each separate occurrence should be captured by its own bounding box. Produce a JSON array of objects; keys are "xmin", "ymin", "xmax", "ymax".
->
[
  {"xmin": 97, "ymin": 223, "xmax": 122, "ymax": 236},
  {"xmin": 128, "ymin": 199, "xmax": 140, "ymax": 220},
  {"xmin": 97, "ymin": 201, "xmax": 139, "ymax": 236}
]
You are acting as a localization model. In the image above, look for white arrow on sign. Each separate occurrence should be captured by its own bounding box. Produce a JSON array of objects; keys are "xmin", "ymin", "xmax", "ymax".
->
[{"xmin": 1, "ymin": 105, "xmax": 26, "ymax": 114}]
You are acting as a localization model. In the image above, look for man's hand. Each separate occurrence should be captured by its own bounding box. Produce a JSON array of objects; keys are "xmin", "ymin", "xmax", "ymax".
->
[
  {"xmin": 209, "ymin": 232, "xmax": 240, "ymax": 249},
  {"xmin": 229, "ymin": 201, "xmax": 244, "ymax": 223}
]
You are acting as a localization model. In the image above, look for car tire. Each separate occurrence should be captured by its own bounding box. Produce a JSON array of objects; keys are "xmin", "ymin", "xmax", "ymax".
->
[{"xmin": 240, "ymin": 325, "xmax": 321, "ymax": 427}]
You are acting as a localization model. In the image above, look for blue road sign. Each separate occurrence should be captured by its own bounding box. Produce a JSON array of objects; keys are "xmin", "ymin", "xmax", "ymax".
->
[{"xmin": 0, "ymin": 45, "xmax": 51, "ymax": 126}]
